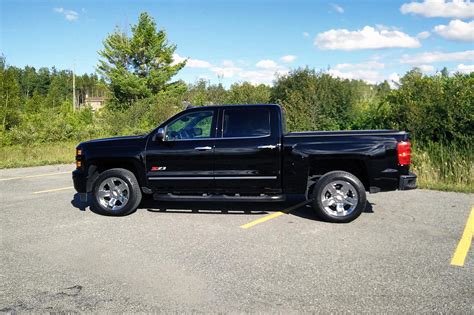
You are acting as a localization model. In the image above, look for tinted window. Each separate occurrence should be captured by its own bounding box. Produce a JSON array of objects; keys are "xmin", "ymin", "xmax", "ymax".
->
[
  {"xmin": 223, "ymin": 108, "xmax": 270, "ymax": 138},
  {"xmin": 165, "ymin": 110, "xmax": 214, "ymax": 140}
]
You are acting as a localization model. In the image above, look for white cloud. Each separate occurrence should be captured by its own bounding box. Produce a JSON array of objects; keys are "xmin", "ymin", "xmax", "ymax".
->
[
  {"xmin": 400, "ymin": 50, "xmax": 474, "ymax": 64},
  {"xmin": 239, "ymin": 69, "xmax": 288, "ymax": 85},
  {"xmin": 328, "ymin": 69, "xmax": 383, "ymax": 83},
  {"xmin": 433, "ymin": 19, "xmax": 474, "ymax": 42},
  {"xmin": 369, "ymin": 53, "xmax": 390, "ymax": 61},
  {"xmin": 172, "ymin": 54, "xmax": 212, "ymax": 68},
  {"xmin": 303, "ymin": 32, "xmax": 310, "ymax": 38},
  {"xmin": 211, "ymin": 60, "xmax": 242, "ymax": 78},
  {"xmin": 331, "ymin": 3, "xmax": 344, "ymax": 13},
  {"xmin": 388, "ymin": 73, "xmax": 401, "ymax": 88},
  {"xmin": 222, "ymin": 60, "xmax": 235, "ymax": 67},
  {"xmin": 208, "ymin": 60, "xmax": 288, "ymax": 84},
  {"xmin": 315, "ymin": 26, "xmax": 421, "ymax": 50},
  {"xmin": 455, "ymin": 63, "xmax": 474, "ymax": 73},
  {"xmin": 172, "ymin": 53, "xmax": 186, "ymax": 64},
  {"xmin": 400, "ymin": 0, "xmax": 474, "ymax": 19},
  {"xmin": 418, "ymin": 64, "xmax": 436, "ymax": 72},
  {"xmin": 240, "ymin": 60, "xmax": 289, "ymax": 83},
  {"xmin": 186, "ymin": 58, "xmax": 212, "ymax": 68},
  {"xmin": 417, "ymin": 31, "xmax": 431, "ymax": 39},
  {"xmin": 54, "ymin": 7, "xmax": 78, "ymax": 21},
  {"xmin": 334, "ymin": 61, "xmax": 385, "ymax": 70},
  {"xmin": 280, "ymin": 55, "xmax": 297, "ymax": 63},
  {"xmin": 327, "ymin": 61, "xmax": 386, "ymax": 84},
  {"xmin": 256, "ymin": 59, "xmax": 279, "ymax": 69},
  {"xmin": 211, "ymin": 66, "xmax": 242, "ymax": 78}
]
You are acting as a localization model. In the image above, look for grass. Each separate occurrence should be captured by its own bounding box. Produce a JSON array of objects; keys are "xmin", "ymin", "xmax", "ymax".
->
[
  {"xmin": 0, "ymin": 142, "xmax": 76, "ymax": 169},
  {"xmin": 1, "ymin": 141, "xmax": 472, "ymax": 193},
  {"xmin": 411, "ymin": 142, "xmax": 473, "ymax": 193}
]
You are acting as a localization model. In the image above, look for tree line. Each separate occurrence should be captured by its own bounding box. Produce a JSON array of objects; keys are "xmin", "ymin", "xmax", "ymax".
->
[
  {"xmin": 0, "ymin": 12, "xmax": 471, "ymax": 190},
  {"xmin": 1, "ymin": 12, "xmax": 471, "ymax": 148},
  {"xmin": 2, "ymin": 58, "xmax": 472, "ymax": 148}
]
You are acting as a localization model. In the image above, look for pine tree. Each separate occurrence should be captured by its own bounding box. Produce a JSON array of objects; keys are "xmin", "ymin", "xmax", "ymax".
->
[{"xmin": 98, "ymin": 12, "xmax": 186, "ymax": 108}]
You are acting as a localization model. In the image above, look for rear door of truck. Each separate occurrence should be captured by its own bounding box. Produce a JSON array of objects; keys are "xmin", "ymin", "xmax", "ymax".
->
[{"xmin": 213, "ymin": 106, "xmax": 282, "ymax": 194}]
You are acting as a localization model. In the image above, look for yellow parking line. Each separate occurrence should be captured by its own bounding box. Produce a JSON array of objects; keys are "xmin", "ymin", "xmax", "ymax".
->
[
  {"xmin": 451, "ymin": 206, "xmax": 474, "ymax": 267},
  {"xmin": 240, "ymin": 211, "xmax": 286, "ymax": 229},
  {"xmin": 0, "ymin": 171, "xmax": 70, "ymax": 182},
  {"xmin": 33, "ymin": 186, "xmax": 74, "ymax": 194}
]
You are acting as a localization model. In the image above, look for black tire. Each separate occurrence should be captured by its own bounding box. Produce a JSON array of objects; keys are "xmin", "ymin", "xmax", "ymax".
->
[
  {"xmin": 311, "ymin": 171, "xmax": 367, "ymax": 223},
  {"xmin": 90, "ymin": 168, "xmax": 142, "ymax": 216}
]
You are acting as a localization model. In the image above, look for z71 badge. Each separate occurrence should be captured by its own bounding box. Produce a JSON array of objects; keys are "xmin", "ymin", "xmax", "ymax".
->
[{"xmin": 151, "ymin": 166, "xmax": 167, "ymax": 171}]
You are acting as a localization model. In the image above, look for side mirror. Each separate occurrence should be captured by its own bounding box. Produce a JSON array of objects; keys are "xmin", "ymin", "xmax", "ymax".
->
[{"xmin": 153, "ymin": 128, "xmax": 166, "ymax": 142}]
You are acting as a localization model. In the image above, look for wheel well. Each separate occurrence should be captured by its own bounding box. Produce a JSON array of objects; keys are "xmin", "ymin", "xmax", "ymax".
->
[
  {"xmin": 306, "ymin": 158, "xmax": 369, "ymax": 198},
  {"xmin": 86, "ymin": 161, "xmax": 142, "ymax": 192}
]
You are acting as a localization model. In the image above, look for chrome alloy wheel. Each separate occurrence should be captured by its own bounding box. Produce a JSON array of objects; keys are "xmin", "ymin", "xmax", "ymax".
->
[
  {"xmin": 97, "ymin": 177, "xmax": 130, "ymax": 211},
  {"xmin": 320, "ymin": 180, "xmax": 359, "ymax": 217}
]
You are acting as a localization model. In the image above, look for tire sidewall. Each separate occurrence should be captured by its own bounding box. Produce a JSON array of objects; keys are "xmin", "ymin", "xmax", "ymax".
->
[
  {"xmin": 91, "ymin": 169, "xmax": 141, "ymax": 216},
  {"xmin": 312, "ymin": 171, "xmax": 367, "ymax": 223}
]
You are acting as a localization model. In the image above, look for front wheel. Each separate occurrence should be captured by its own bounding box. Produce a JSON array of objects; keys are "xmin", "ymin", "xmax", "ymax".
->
[
  {"xmin": 91, "ymin": 168, "xmax": 142, "ymax": 216},
  {"xmin": 311, "ymin": 171, "xmax": 367, "ymax": 223}
]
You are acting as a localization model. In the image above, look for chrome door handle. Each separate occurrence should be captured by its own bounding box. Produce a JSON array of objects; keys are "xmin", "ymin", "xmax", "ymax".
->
[
  {"xmin": 194, "ymin": 146, "xmax": 212, "ymax": 151},
  {"xmin": 257, "ymin": 145, "xmax": 277, "ymax": 150}
]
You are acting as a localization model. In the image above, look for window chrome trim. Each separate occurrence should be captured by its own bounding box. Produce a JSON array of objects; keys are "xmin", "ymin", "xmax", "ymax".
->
[
  {"xmin": 160, "ymin": 134, "xmax": 272, "ymax": 142},
  {"xmin": 218, "ymin": 134, "xmax": 271, "ymax": 140}
]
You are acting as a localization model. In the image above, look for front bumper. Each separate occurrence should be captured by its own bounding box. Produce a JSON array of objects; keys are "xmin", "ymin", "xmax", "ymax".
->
[
  {"xmin": 399, "ymin": 172, "xmax": 417, "ymax": 190},
  {"xmin": 72, "ymin": 169, "xmax": 87, "ymax": 193}
]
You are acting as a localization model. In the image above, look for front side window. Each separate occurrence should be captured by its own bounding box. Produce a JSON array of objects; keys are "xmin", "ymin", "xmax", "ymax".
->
[
  {"xmin": 165, "ymin": 110, "xmax": 214, "ymax": 141},
  {"xmin": 223, "ymin": 108, "xmax": 271, "ymax": 138}
]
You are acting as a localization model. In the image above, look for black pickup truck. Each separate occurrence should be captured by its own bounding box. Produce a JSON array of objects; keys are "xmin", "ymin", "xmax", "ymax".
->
[{"xmin": 73, "ymin": 104, "xmax": 416, "ymax": 222}]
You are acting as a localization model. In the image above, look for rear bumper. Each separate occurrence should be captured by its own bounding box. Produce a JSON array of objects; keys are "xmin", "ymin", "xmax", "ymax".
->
[
  {"xmin": 399, "ymin": 172, "xmax": 417, "ymax": 190},
  {"xmin": 72, "ymin": 169, "xmax": 87, "ymax": 193}
]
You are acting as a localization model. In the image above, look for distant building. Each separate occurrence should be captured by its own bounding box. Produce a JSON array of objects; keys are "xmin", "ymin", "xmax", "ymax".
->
[{"xmin": 83, "ymin": 95, "xmax": 107, "ymax": 111}]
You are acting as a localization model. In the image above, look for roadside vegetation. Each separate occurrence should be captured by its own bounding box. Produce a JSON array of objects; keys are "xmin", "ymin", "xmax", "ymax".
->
[{"xmin": 1, "ymin": 13, "xmax": 472, "ymax": 192}]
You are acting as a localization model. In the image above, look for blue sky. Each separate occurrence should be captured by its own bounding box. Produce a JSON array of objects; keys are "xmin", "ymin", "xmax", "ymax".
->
[{"xmin": 1, "ymin": 0, "xmax": 473, "ymax": 86}]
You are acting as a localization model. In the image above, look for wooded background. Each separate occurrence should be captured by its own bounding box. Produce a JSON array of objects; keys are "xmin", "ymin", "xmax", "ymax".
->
[{"xmin": 1, "ymin": 13, "xmax": 472, "ymax": 192}]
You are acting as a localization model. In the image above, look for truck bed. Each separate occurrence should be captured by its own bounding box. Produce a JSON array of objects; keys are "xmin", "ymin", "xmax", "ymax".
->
[{"xmin": 282, "ymin": 129, "xmax": 410, "ymax": 194}]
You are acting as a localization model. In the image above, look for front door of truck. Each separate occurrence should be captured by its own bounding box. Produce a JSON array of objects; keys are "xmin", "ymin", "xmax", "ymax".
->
[
  {"xmin": 145, "ymin": 108, "xmax": 217, "ymax": 192},
  {"xmin": 213, "ymin": 106, "xmax": 282, "ymax": 194}
]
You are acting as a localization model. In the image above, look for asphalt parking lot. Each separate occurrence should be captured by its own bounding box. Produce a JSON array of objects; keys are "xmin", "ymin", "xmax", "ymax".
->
[{"xmin": 1, "ymin": 164, "xmax": 473, "ymax": 313}]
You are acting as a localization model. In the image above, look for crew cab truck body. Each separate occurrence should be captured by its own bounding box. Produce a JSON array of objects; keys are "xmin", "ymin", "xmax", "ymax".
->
[{"xmin": 73, "ymin": 104, "xmax": 416, "ymax": 222}]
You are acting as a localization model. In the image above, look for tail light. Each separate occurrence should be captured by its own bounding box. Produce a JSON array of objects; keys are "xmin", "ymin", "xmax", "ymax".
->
[{"xmin": 397, "ymin": 141, "xmax": 411, "ymax": 166}]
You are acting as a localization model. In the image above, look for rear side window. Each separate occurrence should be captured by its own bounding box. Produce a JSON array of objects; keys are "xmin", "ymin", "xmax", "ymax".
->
[{"xmin": 223, "ymin": 108, "xmax": 271, "ymax": 138}]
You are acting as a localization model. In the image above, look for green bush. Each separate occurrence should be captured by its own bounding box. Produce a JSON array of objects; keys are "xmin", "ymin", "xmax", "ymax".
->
[
  {"xmin": 412, "ymin": 142, "xmax": 473, "ymax": 192},
  {"xmin": 1, "ymin": 61, "xmax": 473, "ymax": 192}
]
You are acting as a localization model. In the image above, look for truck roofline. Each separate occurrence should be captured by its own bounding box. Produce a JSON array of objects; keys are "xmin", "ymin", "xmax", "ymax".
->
[{"xmin": 182, "ymin": 103, "xmax": 281, "ymax": 110}]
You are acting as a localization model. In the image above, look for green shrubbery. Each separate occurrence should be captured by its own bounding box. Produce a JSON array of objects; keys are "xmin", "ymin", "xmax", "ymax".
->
[
  {"xmin": 1, "ymin": 64, "xmax": 473, "ymax": 192},
  {"xmin": 2, "ymin": 106, "xmax": 103, "ymax": 145},
  {"xmin": 1, "ymin": 6, "xmax": 473, "ymax": 193},
  {"xmin": 412, "ymin": 142, "xmax": 473, "ymax": 192}
]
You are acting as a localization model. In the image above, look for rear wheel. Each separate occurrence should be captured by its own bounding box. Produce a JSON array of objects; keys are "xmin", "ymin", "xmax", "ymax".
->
[
  {"xmin": 311, "ymin": 171, "xmax": 366, "ymax": 223},
  {"xmin": 91, "ymin": 168, "xmax": 142, "ymax": 216}
]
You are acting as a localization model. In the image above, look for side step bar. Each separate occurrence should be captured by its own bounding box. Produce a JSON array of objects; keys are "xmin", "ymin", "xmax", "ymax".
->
[{"xmin": 153, "ymin": 193, "xmax": 286, "ymax": 202}]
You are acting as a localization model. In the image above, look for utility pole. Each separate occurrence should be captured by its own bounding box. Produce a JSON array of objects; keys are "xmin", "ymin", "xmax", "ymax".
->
[{"xmin": 72, "ymin": 63, "xmax": 76, "ymax": 111}]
